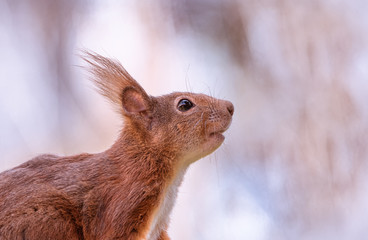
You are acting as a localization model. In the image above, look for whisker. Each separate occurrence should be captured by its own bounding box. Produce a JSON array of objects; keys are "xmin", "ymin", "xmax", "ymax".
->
[
  {"xmin": 214, "ymin": 152, "xmax": 220, "ymax": 187},
  {"xmin": 203, "ymin": 82, "xmax": 214, "ymax": 99},
  {"xmin": 204, "ymin": 97, "xmax": 216, "ymax": 115},
  {"xmin": 184, "ymin": 64, "xmax": 193, "ymax": 93},
  {"xmin": 193, "ymin": 112, "xmax": 205, "ymax": 128}
]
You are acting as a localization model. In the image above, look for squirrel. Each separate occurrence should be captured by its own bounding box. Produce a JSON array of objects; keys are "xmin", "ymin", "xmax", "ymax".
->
[{"xmin": 0, "ymin": 52, "xmax": 234, "ymax": 240}]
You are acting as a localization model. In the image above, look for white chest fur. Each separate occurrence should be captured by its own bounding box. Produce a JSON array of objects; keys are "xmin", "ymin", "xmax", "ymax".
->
[{"xmin": 146, "ymin": 168, "xmax": 187, "ymax": 240}]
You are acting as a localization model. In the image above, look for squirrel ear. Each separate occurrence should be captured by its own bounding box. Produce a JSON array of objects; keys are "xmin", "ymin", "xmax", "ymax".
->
[
  {"xmin": 121, "ymin": 87, "xmax": 151, "ymax": 115},
  {"xmin": 82, "ymin": 51, "xmax": 152, "ymax": 115}
]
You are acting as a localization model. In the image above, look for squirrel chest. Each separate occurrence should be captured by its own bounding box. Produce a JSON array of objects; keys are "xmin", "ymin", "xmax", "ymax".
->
[{"xmin": 146, "ymin": 168, "xmax": 187, "ymax": 240}]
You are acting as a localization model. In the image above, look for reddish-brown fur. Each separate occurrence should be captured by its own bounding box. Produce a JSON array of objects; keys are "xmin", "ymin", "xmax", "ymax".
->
[{"xmin": 0, "ymin": 52, "xmax": 234, "ymax": 240}]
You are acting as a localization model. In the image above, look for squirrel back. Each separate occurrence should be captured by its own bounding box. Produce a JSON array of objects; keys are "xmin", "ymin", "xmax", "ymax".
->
[{"xmin": 0, "ymin": 52, "xmax": 234, "ymax": 240}]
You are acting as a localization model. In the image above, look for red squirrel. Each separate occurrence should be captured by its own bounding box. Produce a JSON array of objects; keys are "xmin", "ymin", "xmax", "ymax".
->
[{"xmin": 0, "ymin": 52, "xmax": 234, "ymax": 240}]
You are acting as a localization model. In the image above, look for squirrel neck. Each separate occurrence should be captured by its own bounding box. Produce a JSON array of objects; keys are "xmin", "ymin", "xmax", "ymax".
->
[
  {"xmin": 105, "ymin": 126, "xmax": 180, "ymax": 183},
  {"xmin": 84, "ymin": 127, "xmax": 186, "ymax": 239}
]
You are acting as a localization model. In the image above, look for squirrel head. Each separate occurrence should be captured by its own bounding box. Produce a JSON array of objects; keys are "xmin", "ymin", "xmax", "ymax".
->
[{"xmin": 84, "ymin": 52, "xmax": 234, "ymax": 165}]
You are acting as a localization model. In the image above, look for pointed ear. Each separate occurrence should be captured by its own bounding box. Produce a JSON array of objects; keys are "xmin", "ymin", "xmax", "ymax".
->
[
  {"xmin": 121, "ymin": 87, "xmax": 151, "ymax": 116},
  {"xmin": 82, "ymin": 51, "xmax": 152, "ymax": 116}
]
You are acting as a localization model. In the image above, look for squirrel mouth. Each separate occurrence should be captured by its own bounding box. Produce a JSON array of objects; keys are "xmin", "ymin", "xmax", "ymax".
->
[
  {"xmin": 207, "ymin": 119, "xmax": 232, "ymax": 142},
  {"xmin": 208, "ymin": 130, "xmax": 225, "ymax": 141},
  {"xmin": 209, "ymin": 130, "xmax": 225, "ymax": 136},
  {"xmin": 208, "ymin": 122, "xmax": 231, "ymax": 137}
]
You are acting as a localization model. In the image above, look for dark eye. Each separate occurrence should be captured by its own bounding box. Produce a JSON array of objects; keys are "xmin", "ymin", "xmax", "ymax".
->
[{"xmin": 177, "ymin": 99, "xmax": 194, "ymax": 112}]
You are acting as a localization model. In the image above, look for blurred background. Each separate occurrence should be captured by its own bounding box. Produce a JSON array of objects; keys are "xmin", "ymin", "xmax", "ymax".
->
[{"xmin": 1, "ymin": 0, "xmax": 368, "ymax": 239}]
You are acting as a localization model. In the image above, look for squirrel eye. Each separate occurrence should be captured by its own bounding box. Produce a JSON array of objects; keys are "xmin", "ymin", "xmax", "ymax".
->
[{"xmin": 177, "ymin": 99, "xmax": 194, "ymax": 112}]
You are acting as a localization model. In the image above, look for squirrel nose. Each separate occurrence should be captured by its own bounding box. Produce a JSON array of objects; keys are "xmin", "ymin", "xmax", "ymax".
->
[{"xmin": 226, "ymin": 101, "xmax": 234, "ymax": 116}]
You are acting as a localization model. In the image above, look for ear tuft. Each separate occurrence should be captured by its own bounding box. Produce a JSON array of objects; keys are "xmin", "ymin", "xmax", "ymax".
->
[
  {"xmin": 122, "ymin": 87, "xmax": 149, "ymax": 114},
  {"xmin": 81, "ymin": 51, "xmax": 151, "ymax": 116}
]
